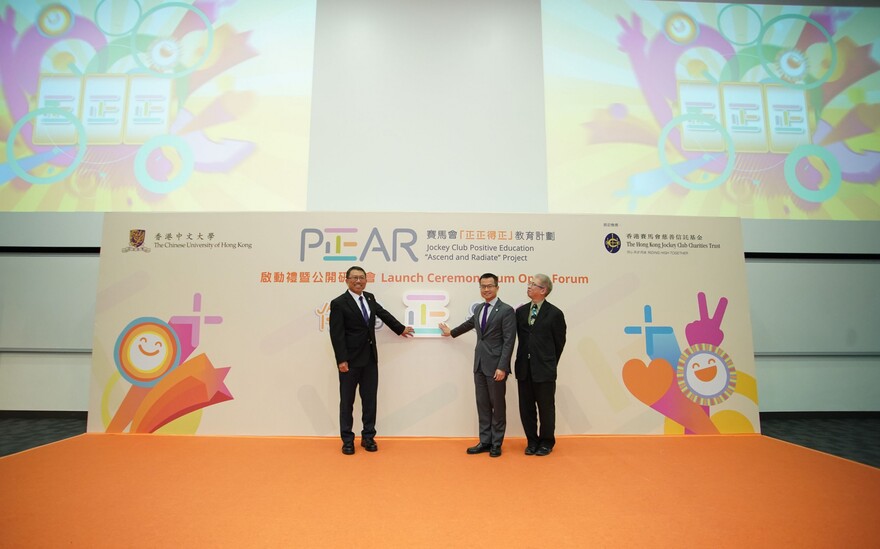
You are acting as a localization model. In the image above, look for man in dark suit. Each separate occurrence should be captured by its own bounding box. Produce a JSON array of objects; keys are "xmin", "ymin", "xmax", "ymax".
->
[
  {"xmin": 515, "ymin": 273, "xmax": 566, "ymax": 456},
  {"xmin": 439, "ymin": 273, "xmax": 515, "ymax": 458},
  {"xmin": 329, "ymin": 266, "xmax": 413, "ymax": 455}
]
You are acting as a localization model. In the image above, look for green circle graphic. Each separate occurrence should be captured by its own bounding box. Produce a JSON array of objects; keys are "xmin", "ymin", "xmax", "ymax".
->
[
  {"xmin": 6, "ymin": 108, "xmax": 88, "ymax": 185},
  {"xmin": 758, "ymin": 14, "xmax": 837, "ymax": 90},
  {"xmin": 784, "ymin": 144, "xmax": 841, "ymax": 203},
  {"xmin": 134, "ymin": 134, "xmax": 194, "ymax": 194},
  {"xmin": 717, "ymin": 4, "xmax": 762, "ymax": 47},
  {"xmin": 130, "ymin": 2, "xmax": 214, "ymax": 78}
]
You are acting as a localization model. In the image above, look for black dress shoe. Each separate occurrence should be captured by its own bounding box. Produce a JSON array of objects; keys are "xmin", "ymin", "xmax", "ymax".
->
[
  {"xmin": 524, "ymin": 445, "xmax": 537, "ymax": 456},
  {"xmin": 342, "ymin": 442, "xmax": 355, "ymax": 455},
  {"xmin": 466, "ymin": 443, "xmax": 491, "ymax": 454},
  {"xmin": 535, "ymin": 446, "xmax": 552, "ymax": 456},
  {"xmin": 489, "ymin": 445, "xmax": 502, "ymax": 458},
  {"xmin": 361, "ymin": 438, "xmax": 378, "ymax": 452}
]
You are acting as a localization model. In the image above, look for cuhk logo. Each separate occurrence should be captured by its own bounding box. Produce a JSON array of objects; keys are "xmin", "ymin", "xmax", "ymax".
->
[
  {"xmin": 123, "ymin": 229, "xmax": 150, "ymax": 253},
  {"xmin": 130, "ymin": 229, "xmax": 146, "ymax": 249}
]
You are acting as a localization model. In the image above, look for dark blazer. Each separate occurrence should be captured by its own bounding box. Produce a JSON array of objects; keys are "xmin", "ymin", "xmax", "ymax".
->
[
  {"xmin": 514, "ymin": 300, "xmax": 566, "ymax": 383},
  {"xmin": 450, "ymin": 299, "xmax": 516, "ymax": 376},
  {"xmin": 329, "ymin": 291, "xmax": 406, "ymax": 368}
]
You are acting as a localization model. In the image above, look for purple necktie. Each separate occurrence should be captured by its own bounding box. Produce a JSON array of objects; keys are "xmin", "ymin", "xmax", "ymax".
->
[
  {"xmin": 359, "ymin": 296, "xmax": 369, "ymax": 324},
  {"xmin": 480, "ymin": 302, "xmax": 489, "ymax": 331}
]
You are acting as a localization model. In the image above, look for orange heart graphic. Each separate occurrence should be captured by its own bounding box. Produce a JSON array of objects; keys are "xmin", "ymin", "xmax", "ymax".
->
[{"xmin": 622, "ymin": 358, "xmax": 674, "ymax": 406}]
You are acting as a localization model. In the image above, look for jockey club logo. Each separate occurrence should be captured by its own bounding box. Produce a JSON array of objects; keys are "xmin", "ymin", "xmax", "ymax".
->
[{"xmin": 604, "ymin": 233, "xmax": 621, "ymax": 254}]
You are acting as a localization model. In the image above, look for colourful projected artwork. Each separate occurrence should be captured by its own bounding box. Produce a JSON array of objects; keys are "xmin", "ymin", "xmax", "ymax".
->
[
  {"xmin": 0, "ymin": 0, "xmax": 316, "ymax": 211},
  {"xmin": 543, "ymin": 1, "xmax": 880, "ymax": 220}
]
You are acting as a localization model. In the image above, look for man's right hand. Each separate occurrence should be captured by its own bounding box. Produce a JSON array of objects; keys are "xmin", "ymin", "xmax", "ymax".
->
[
  {"xmin": 338, "ymin": 361, "xmax": 349, "ymax": 373},
  {"xmin": 438, "ymin": 322, "xmax": 451, "ymax": 337}
]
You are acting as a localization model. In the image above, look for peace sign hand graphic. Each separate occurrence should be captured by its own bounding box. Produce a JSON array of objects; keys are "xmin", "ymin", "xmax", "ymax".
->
[{"xmin": 685, "ymin": 292, "xmax": 728, "ymax": 347}]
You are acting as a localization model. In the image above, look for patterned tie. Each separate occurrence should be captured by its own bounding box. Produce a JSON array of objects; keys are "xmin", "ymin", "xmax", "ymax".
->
[
  {"xmin": 359, "ymin": 295, "xmax": 370, "ymax": 325},
  {"xmin": 529, "ymin": 304, "xmax": 538, "ymax": 326},
  {"xmin": 480, "ymin": 302, "xmax": 489, "ymax": 331}
]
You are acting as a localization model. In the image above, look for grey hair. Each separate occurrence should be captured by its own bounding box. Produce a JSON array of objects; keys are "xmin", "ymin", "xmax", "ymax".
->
[{"xmin": 535, "ymin": 273, "xmax": 552, "ymax": 295}]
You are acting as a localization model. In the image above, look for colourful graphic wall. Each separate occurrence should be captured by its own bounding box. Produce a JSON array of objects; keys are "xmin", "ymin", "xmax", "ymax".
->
[
  {"xmin": 4, "ymin": 1, "xmax": 876, "ymax": 220},
  {"xmin": 89, "ymin": 212, "xmax": 759, "ymax": 436},
  {"xmin": 543, "ymin": 1, "xmax": 880, "ymax": 220},
  {"xmin": 0, "ymin": 0, "xmax": 315, "ymax": 211}
]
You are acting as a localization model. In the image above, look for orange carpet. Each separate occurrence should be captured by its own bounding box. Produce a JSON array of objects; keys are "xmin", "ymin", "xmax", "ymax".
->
[{"xmin": 1, "ymin": 434, "xmax": 878, "ymax": 548}]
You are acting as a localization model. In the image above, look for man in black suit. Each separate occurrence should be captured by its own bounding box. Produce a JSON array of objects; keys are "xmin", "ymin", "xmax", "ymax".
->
[
  {"xmin": 515, "ymin": 273, "xmax": 566, "ymax": 456},
  {"xmin": 439, "ymin": 273, "xmax": 515, "ymax": 458},
  {"xmin": 329, "ymin": 266, "xmax": 413, "ymax": 455}
]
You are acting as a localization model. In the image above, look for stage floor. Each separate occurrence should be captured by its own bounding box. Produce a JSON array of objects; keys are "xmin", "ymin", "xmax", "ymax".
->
[{"xmin": 2, "ymin": 434, "xmax": 878, "ymax": 547}]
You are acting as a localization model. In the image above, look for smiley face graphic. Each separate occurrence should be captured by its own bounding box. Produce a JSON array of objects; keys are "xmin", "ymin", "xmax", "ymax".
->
[
  {"xmin": 663, "ymin": 12, "xmax": 697, "ymax": 45},
  {"xmin": 776, "ymin": 49, "xmax": 808, "ymax": 82},
  {"xmin": 114, "ymin": 317, "xmax": 181, "ymax": 387},
  {"xmin": 38, "ymin": 4, "xmax": 73, "ymax": 37},
  {"xmin": 150, "ymin": 38, "xmax": 181, "ymax": 69},
  {"xmin": 692, "ymin": 356, "xmax": 718, "ymax": 383},
  {"xmin": 677, "ymin": 344, "xmax": 736, "ymax": 406}
]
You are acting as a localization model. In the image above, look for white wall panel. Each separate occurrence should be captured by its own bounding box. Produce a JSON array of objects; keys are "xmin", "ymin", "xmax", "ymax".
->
[
  {"xmin": 308, "ymin": 0, "xmax": 548, "ymax": 212},
  {"xmin": 0, "ymin": 213, "xmax": 103, "ymax": 247},
  {"xmin": 0, "ymin": 255, "xmax": 99, "ymax": 351},
  {"xmin": 746, "ymin": 260, "xmax": 880, "ymax": 355},
  {"xmin": 741, "ymin": 220, "xmax": 880, "ymax": 255},
  {"xmin": 756, "ymin": 356, "xmax": 880, "ymax": 412},
  {"xmin": 0, "ymin": 353, "xmax": 91, "ymax": 411}
]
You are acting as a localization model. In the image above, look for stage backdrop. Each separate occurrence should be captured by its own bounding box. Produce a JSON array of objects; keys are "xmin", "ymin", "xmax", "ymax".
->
[{"xmin": 88, "ymin": 212, "xmax": 759, "ymax": 436}]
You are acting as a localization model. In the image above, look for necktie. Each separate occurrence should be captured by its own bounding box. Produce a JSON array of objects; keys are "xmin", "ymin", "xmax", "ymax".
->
[
  {"xmin": 529, "ymin": 304, "xmax": 538, "ymax": 326},
  {"xmin": 480, "ymin": 302, "xmax": 489, "ymax": 331},
  {"xmin": 359, "ymin": 295, "xmax": 369, "ymax": 325}
]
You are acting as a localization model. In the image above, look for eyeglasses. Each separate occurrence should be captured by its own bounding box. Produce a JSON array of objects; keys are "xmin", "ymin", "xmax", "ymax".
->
[
  {"xmin": 528, "ymin": 282, "xmax": 545, "ymax": 289},
  {"xmin": 479, "ymin": 284, "xmax": 497, "ymax": 289},
  {"xmin": 347, "ymin": 275, "xmax": 366, "ymax": 281}
]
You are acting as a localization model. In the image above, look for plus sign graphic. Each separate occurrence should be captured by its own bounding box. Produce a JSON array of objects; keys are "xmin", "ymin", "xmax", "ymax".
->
[
  {"xmin": 624, "ymin": 304, "xmax": 681, "ymax": 366},
  {"xmin": 169, "ymin": 293, "xmax": 223, "ymax": 360}
]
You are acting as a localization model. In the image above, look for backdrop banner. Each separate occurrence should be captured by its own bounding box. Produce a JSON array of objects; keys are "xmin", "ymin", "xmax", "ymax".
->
[{"xmin": 89, "ymin": 212, "xmax": 759, "ymax": 436}]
